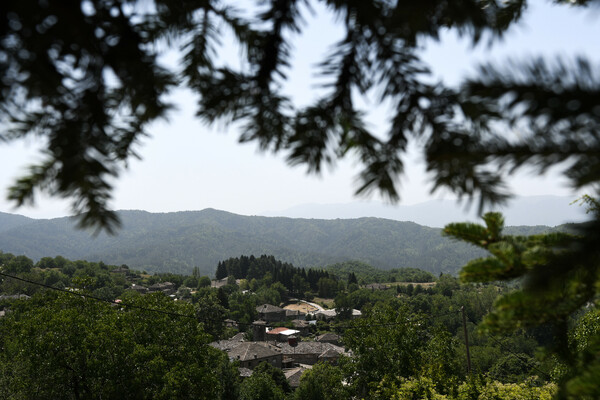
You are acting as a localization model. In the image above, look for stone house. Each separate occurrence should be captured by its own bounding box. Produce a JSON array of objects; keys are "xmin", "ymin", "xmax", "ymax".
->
[
  {"xmin": 278, "ymin": 341, "xmax": 346, "ymax": 366},
  {"xmin": 130, "ymin": 284, "xmax": 148, "ymax": 294},
  {"xmin": 226, "ymin": 342, "xmax": 282, "ymax": 369},
  {"xmin": 284, "ymin": 366, "xmax": 311, "ymax": 388},
  {"xmin": 285, "ymin": 309, "xmax": 306, "ymax": 320},
  {"xmin": 252, "ymin": 320, "xmax": 268, "ymax": 342},
  {"xmin": 256, "ymin": 304, "xmax": 287, "ymax": 322},
  {"xmin": 291, "ymin": 319, "xmax": 311, "ymax": 336},
  {"xmin": 148, "ymin": 282, "xmax": 175, "ymax": 295},
  {"xmin": 315, "ymin": 332, "xmax": 341, "ymax": 346}
]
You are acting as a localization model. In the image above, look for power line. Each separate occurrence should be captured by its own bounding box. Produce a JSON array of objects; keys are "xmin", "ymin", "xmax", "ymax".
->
[
  {"xmin": 0, "ymin": 271, "xmax": 201, "ymax": 321},
  {"xmin": 485, "ymin": 333, "xmax": 552, "ymax": 380},
  {"xmin": 329, "ymin": 310, "xmax": 462, "ymax": 330},
  {"xmin": 3, "ymin": 266, "xmax": 553, "ymax": 381},
  {"xmin": 0, "ymin": 270, "xmax": 463, "ymax": 330},
  {"xmin": 0, "ymin": 270, "xmax": 558, "ymax": 384},
  {"xmin": 470, "ymin": 290, "xmax": 554, "ymax": 380},
  {"xmin": 465, "ymin": 301, "xmax": 553, "ymax": 380}
]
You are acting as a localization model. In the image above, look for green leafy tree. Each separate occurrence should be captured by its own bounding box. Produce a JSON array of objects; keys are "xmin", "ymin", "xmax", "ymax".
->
[
  {"xmin": 374, "ymin": 376, "xmax": 447, "ymax": 400},
  {"xmin": 455, "ymin": 378, "xmax": 556, "ymax": 400},
  {"xmin": 228, "ymin": 291, "xmax": 258, "ymax": 329},
  {"xmin": 253, "ymin": 361, "xmax": 291, "ymax": 394},
  {"xmin": 256, "ymin": 287, "xmax": 281, "ymax": 306},
  {"xmin": 239, "ymin": 372, "xmax": 286, "ymax": 400},
  {"xmin": 192, "ymin": 289, "xmax": 228, "ymax": 339},
  {"xmin": 341, "ymin": 302, "xmax": 426, "ymax": 397},
  {"xmin": 36, "ymin": 256, "xmax": 58, "ymax": 269},
  {"xmin": 333, "ymin": 292, "xmax": 353, "ymax": 320},
  {"xmin": 3, "ymin": 255, "xmax": 33, "ymax": 274},
  {"xmin": 420, "ymin": 327, "xmax": 463, "ymax": 394},
  {"xmin": 294, "ymin": 362, "xmax": 349, "ymax": 400},
  {"xmin": 488, "ymin": 353, "xmax": 536, "ymax": 384},
  {"xmin": 198, "ymin": 275, "xmax": 212, "ymax": 288},
  {"xmin": 0, "ymin": 291, "xmax": 238, "ymax": 399},
  {"xmin": 183, "ymin": 276, "xmax": 199, "ymax": 289}
]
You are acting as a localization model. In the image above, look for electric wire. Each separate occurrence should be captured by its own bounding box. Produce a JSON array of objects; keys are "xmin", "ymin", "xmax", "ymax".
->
[
  {"xmin": 469, "ymin": 291, "xmax": 554, "ymax": 380},
  {"xmin": 0, "ymin": 268, "xmax": 561, "ymax": 382},
  {"xmin": 0, "ymin": 271, "xmax": 460, "ymax": 330},
  {"xmin": 0, "ymin": 270, "xmax": 201, "ymax": 321},
  {"xmin": 483, "ymin": 331, "xmax": 553, "ymax": 380}
]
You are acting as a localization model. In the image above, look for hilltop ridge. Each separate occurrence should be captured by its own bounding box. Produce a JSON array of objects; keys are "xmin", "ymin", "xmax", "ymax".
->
[{"xmin": 0, "ymin": 208, "xmax": 552, "ymax": 276}]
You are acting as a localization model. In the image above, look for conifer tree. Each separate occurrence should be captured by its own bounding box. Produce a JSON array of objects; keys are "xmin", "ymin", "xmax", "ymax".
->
[
  {"xmin": 444, "ymin": 206, "xmax": 600, "ymax": 398},
  {"xmin": 215, "ymin": 262, "xmax": 228, "ymax": 280}
]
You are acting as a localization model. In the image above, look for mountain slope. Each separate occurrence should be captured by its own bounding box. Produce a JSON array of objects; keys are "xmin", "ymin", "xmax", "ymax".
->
[
  {"xmin": 0, "ymin": 212, "xmax": 34, "ymax": 233},
  {"xmin": 261, "ymin": 195, "xmax": 585, "ymax": 227},
  {"xmin": 0, "ymin": 209, "xmax": 550, "ymax": 276}
]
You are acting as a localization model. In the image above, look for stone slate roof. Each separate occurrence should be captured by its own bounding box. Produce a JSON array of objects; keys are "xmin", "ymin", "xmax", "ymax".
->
[
  {"xmin": 315, "ymin": 332, "xmax": 340, "ymax": 342},
  {"xmin": 227, "ymin": 342, "xmax": 281, "ymax": 362},
  {"xmin": 230, "ymin": 332, "xmax": 246, "ymax": 342},
  {"xmin": 148, "ymin": 282, "xmax": 175, "ymax": 291},
  {"xmin": 284, "ymin": 366, "xmax": 311, "ymax": 388},
  {"xmin": 319, "ymin": 348, "xmax": 341, "ymax": 359},
  {"xmin": 292, "ymin": 319, "xmax": 310, "ymax": 328},
  {"xmin": 209, "ymin": 339, "xmax": 242, "ymax": 352},
  {"xmin": 209, "ymin": 333, "xmax": 246, "ymax": 352},
  {"xmin": 315, "ymin": 309, "xmax": 337, "ymax": 318},
  {"xmin": 257, "ymin": 304, "xmax": 285, "ymax": 313},
  {"xmin": 278, "ymin": 341, "xmax": 345, "ymax": 356}
]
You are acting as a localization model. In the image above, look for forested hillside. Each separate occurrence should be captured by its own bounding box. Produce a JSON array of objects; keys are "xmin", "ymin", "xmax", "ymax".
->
[
  {"xmin": 0, "ymin": 212, "xmax": 33, "ymax": 233},
  {"xmin": 0, "ymin": 250, "xmax": 561, "ymax": 399},
  {"xmin": 0, "ymin": 209, "xmax": 550, "ymax": 276}
]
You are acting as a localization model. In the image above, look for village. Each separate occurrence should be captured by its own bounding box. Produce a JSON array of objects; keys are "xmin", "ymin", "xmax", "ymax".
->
[
  {"xmin": 210, "ymin": 302, "xmax": 354, "ymax": 388},
  {"xmin": 109, "ymin": 271, "xmax": 364, "ymax": 389}
]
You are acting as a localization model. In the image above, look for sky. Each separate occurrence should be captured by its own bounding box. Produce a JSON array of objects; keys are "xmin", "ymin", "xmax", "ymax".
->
[{"xmin": 1, "ymin": 1, "xmax": 600, "ymax": 219}]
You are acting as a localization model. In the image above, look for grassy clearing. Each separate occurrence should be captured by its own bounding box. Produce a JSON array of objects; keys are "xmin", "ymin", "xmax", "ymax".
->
[{"xmin": 312, "ymin": 297, "xmax": 335, "ymax": 308}]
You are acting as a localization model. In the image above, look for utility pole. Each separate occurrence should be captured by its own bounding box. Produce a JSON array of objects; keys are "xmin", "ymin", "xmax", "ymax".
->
[{"xmin": 461, "ymin": 306, "xmax": 472, "ymax": 374}]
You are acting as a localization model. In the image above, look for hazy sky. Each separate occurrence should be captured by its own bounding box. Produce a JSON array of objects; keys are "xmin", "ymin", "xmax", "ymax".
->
[{"xmin": 1, "ymin": 1, "xmax": 599, "ymax": 219}]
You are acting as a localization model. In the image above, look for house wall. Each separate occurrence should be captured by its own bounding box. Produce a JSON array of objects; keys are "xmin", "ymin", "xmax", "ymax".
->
[
  {"xmin": 259, "ymin": 310, "xmax": 287, "ymax": 322},
  {"xmin": 240, "ymin": 354, "xmax": 282, "ymax": 369},
  {"xmin": 283, "ymin": 353, "xmax": 319, "ymax": 365}
]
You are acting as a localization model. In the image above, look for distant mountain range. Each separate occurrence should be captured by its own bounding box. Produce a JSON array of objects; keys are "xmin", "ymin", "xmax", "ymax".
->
[
  {"xmin": 0, "ymin": 205, "xmax": 560, "ymax": 277},
  {"xmin": 260, "ymin": 195, "xmax": 586, "ymax": 227}
]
